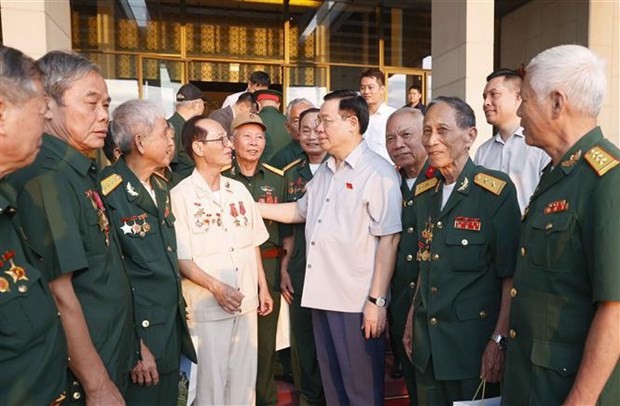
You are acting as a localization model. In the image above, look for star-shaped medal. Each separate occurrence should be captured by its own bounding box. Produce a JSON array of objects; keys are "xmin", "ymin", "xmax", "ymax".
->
[{"xmin": 121, "ymin": 222, "xmax": 133, "ymax": 235}]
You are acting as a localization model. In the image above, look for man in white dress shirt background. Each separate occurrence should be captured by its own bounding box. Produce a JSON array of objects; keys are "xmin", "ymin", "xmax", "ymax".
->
[{"xmin": 360, "ymin": 68, "xmax": 396, "ymax": 164}]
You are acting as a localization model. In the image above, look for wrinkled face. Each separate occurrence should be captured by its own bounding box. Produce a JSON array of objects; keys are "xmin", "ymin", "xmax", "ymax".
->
[
  {"xmin": 298, "ymin": 111, "xmax": 322, "ymax": 156},
  {"xmin": 48, "ymin": 71, "xmax": 110, "ymax": 154},
  {"xmin": 482, "ymin": 76, "xmax": 521, "ymax": 126},
  {"xmin": 0, "ymin": 79, "xmax": 51, "ymax": 174},
  {"xmin": 138, "ymin": 117, "xmax": 175, "ymax": 168},
  {"xmin": 408, "ymin": 88, "xmax": 422, "ymax": 105},
  {"xmin": 194, "ymin": 119, "xmax": 233, "ymax": 168},
  {"xmin": 422, "ymin": 102, "xmax": 474, "ymax": 169},
  {"xmin": 517, "ymin": 78, "xmax": 550, "ymax": 149},
  {"xmin": 286, "ymin": 102, "xmax": 313, "ymax": 141},
  {"xmin": 360, "ymin": 76, "xmax": 385, "ymax": 108},
  {"xmin": 233, "ymin": 123, "xmax": 266, "ymax": 163},
  {"xmin": 316, "ymin": 98, "xmax": 353, "ymax": 155},
  {"xmin": 386, "ymin": 113, "xmax": 426, "ymax": 172}
]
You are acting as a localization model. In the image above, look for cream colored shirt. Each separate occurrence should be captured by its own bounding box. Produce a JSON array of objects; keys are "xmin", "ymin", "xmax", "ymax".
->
[
  {"xmin": 171, "ymin": 170, "xmax": 269, "ymax": 321},
  {"xmin": 297, "ymin": 141, "xmax": 402, "ymax": 312}
]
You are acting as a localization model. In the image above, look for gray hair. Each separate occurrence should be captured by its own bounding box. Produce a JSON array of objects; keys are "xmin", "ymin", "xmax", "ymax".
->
[
  {"xmin": 526, "ymin": 45, "xmax": 606, "ymax": 117},
  {"xmin": 387, "ymin": 107, "xmax": 425, "ymax": 130},
  {"xmin": 0, "ymin": 45, "xmax": 42, "ymax": 105},
  {"xmin": 111, "ymin": 99, "xmax": 165, "ymax": 154},
  {"xmin": 37, "ymin": 50, "xmax": 102, "ymax": 105},
  {"xmin": 285, "ymin": 98, "xmax": 314, "ymax": 119}
]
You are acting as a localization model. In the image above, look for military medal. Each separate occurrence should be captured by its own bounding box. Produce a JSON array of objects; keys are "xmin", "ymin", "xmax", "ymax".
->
[
  {"xmin": 120, "ymin": 213, "xmax": 150, "ymax": 237},
  {"xmin": 544, "ymin": 200, "xmax": 569, "ymax": 214},
  {"xmin": 416, "ymin": 218, "xmax": 435, "ymax": 261},
  {"xmin": 0, "ymin": 277, "xmax": 9, "ymax": 293},
  {"xmin": 454, "ymin": 216, "xmax": 481, "ymax": 231},
  {"xmin": 230, "ymin": 203, "xmax": 241, "ymax": 226},
  {"xmin": 85, "ymin": 190, "xmax": 110, "ymax": 246},
  {"xmin": 2, "ymin": 250, "xmax": 28, "ymax": 283},
  {"xmin": 216, "ymin": 213, "xmax": 222, "ymax": 227},
  {"xmin": 238, "ymin": 201, "xmax": 248, "ymax": 226}
]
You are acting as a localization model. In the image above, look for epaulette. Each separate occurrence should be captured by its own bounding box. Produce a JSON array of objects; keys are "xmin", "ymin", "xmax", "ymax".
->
[
  {"xmin": 101, "ymin": 173, "xmax": 122, "ymax": 196},
  {"xmin": 261, "ymin": 163, "xmax": 284, "ymax": 176},
  {"xmin": 474, "ymin": 173, "xmax": 506, "ymax": 196},
  {"xmin": 281, "ymin": 158, "xmax": 303, "ymax": 173},
  {"xmin": 220, "ymin": 164, "xmax": 233, "ymax": 173},
  {"xmin": 414, "ymin": 177, "xmax": 438, "ymax": 196},
  {"xmin": 584, "ymin": 146, "xmax": 619, "ymax": 177}
]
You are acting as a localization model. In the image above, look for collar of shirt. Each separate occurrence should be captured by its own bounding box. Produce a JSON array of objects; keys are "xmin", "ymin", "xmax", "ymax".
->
[
  {"xmin": 326, "ymin": 140, "xmax": 368, "ymax": 172},
  {"xmin": 42, "ymin": 133, "xmax": 98, "ymax": 176},
  {"xmin": 190, "ymin": 169, "xmax": 234, "ymax": 199},
  {"xmin": 493, "ymin": 126, "xmax": 525, "ymax": 145},
  {"xmin": 372, "ymin": 102, "xmax": 395, "ymax": 116}
]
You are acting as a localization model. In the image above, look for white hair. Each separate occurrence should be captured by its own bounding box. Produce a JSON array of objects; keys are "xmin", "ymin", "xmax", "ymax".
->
[
  {"xmin": 111, "ymin": 99, "xmax": 165, "ymax": 154},
  {"xmin": 526, "ymin": 44, "xmax": 606, "ymax": 117},
  {"xmin": 285, "ymin": 98, "xmax": 314, "ymax": 119}
]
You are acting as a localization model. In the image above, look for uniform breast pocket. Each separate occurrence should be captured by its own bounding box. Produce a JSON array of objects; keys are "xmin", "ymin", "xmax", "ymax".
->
[
  {"xmin": 529, "ymin": 213, "xmax": 573, "ymax": 271},
  {"xmin": 445, "ymin": 232, "xmax": 487, "ymax": 271},
  {"xmin": 84, "ymin": 209, "xmax": 107, "ymax": 255}
]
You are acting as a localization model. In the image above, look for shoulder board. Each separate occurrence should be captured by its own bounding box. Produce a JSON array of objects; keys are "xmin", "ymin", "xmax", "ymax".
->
[
  {"xmin": 474, "ymin": 173, "xmax": 506, "ymax": 196},
  {"xmin": 281, "ymin": 158, "xmax": 303, "ymax": 173},
  {"xmin": 101, "ymin": 173, "xmax": 123, "ymax": 196},
  {"xmin": 414, "ymin": 177, "xmax": 438, "ymax": 196},
  {"xmin": 261, "ymin": 163, "xmax": 284, "ymax": 176},
  {"xmin": 584, "ymin": 146, "xmax": 619, "ymax": 177},
  {"xmin": 220, "ymin": 164, "xmax": 232, "ymax": 173}
]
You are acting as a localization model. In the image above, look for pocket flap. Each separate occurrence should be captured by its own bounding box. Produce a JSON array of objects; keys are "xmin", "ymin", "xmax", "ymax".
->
[
  {"xmin": 137, "ymin": 307, "xmax": 168, "ymax": 328},
  {"xmin": 446, "ymin": 232, "xmax": 486, "ymax": 246},
  {"xmin": 530, "ymin": 338, "xmax": 581, "ymax": 377},
  {"xmin": 531, "ymin": 212, "xmax": 571, "ymax": 233}
]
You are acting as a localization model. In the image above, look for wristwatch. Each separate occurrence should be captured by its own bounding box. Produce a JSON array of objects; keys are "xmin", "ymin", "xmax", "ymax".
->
[
  {"xmin": 490, "ymin": 333, "xmax": 508, "ymax": 351},
  {"xmin": 367, "ymin": 295, "xmax": 387, "ymax": 308}
]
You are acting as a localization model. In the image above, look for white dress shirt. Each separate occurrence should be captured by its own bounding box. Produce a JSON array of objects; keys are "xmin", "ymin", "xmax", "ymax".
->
[{"xmin": 364, "ymin": 102, "xmax": 396, "ymax": 164}]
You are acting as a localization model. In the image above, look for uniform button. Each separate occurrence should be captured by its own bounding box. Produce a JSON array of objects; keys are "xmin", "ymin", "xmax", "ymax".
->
[
  {"xmin": 545, "ymin": 223, "xmax": 553, "ymax": 230},
  {"xmin": 430, "ymin": 286, "xmax": 437, "ymax": 294},
  {"xmin": 509, "ymin": 329, "xmax": 517, "ymax": 339},
  {"xmin": 167, "ymin": 246, "xmax": 173, "ymax": 252},
  {"xmin": 406, "ymin": 254, "xmax": 413, "ymax": 261},
  {"xmin": 142, "ymin": 320, "xmax": 150, "ymax": 328},
  {"xmin": 307, "ymin": 264, "xmax": 312, "ymax": 269},
  {"xmin": 409, "ymin": 281, "xmax": 416, "ymax": 289},
  {"xmin": 436, "ymin": 221, "xmax": 443, "ymax": 229},
  {"xmin": 432, "ymin": 253, "xmax": 440, "ymax": 260},
  {"xmin": 18, "ymin": 285, "xmax": 27, "ymax": 293},
  {"xmin": 510, "ymin": 288, "xmax": 517, "ymax": 298},
  {"xmin": 318, "ymin": 219, "xmax": 322, "ymax": 223},
  {"xmin": 311, "ymin": 241, "xmax": 315, "ymax": 245},
  {"xmin": 72, "ymin": 381, "xmax": 79, "ymax": 386},
  {"xmin": 429, "ymin": 317, "xmax": 438, "ymax": 325},
  {"xmin": 479, "ymin": 310, "xmax": 487, "ymax": 319},
  {"xmin": 325, "ymin": 198, "xmax": 330, "ymax": 202},
  {"xmin": 73, "ymin": 392, "xmax": 81, "ymax": 400},
  {"xmin": 58, "ymin": 312, "xmax": 61, "ymax": 317},
  {"xmin": 407, "ymin": 200, "xmax": 413, "ymax": 206},
  {"xmin": 520, "ymin": 247, "xmax": 526, "ymax": 257},
  {"xmin": 407, "ymin": 227, "xmax": 414, "ymax": 234},
  {"xmin": 461, "ymin": 239, "xmax": 468, "ymax": 246},
  {"xmin": 229, "ymin": 247, "xmax": 234, "ymax": 252}
]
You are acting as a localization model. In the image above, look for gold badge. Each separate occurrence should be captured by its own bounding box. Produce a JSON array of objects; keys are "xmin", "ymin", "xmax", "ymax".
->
[
  {"xmin": 0, "ymin": 277, "xmax": 9, "ymax": 293},
  {"xmin": 101, "ymin": 174, "xmax": 123, "ymax": 196},
  {"xmin": 415, "ymin": 178, "xmax": 439, "ymax": 196},
  {"xmin": 474, "ymin": 173, "xmax": 506, "ymax": 196},
  {"xmin": 561, "ymin": 150, "xmax": 582, "ymax": 168},
  {"xmin": 584, "ymin": 146, "xmax": 619, "ymax": 177}
]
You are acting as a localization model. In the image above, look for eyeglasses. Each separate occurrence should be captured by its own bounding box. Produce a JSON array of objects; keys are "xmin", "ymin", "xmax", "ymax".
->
[
  {"xmin": 315, "ymin": 115, "xmax": 352, "ymax": 128},
  {"xmin": 198, "ymin": 134, "xmax": 233, "ymax": 146}
]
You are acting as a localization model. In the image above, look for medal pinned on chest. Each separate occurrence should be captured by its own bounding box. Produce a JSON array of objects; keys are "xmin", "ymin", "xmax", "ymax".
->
[
  {"xmin": 0, "ymin": 250, "xmax": 29, "ymax": 293},
  {"xmin": 85, "ymin": 189, "xmax": 110, "ymax": 246},
  {"xmin": 416, "ymin": 218, "xmax": 435, "ymax": 262},
  {"xmin": 120, "ymin": 213, "xmax": 150, "ymax": 237}
]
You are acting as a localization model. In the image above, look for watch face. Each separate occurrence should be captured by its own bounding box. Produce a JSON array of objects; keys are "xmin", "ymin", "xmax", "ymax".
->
[{"xmin": 376, "ymin": 297, "xmax": 386, "ymax": 307}]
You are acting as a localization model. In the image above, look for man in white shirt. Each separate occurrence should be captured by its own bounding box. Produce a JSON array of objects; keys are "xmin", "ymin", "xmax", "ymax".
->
[
  {"xmin": 221, "ymin": 71, "xmax": 270, "ymax": 109},
  {"xmin": 360, "ymin": 68, "xmax": 396, "ymax": 163},
  {"xmin": 475, "ymin": 68, "xmax": 550, "ymax": 212}
]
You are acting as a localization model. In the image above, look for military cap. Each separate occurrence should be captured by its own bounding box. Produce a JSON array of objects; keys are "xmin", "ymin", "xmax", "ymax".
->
[
  {"xmin": 176, "ymin": 83, "xmax": 207, "ymax": 102},
  {"xmin": 254, "ymin": 89, "xmax": 283, "ymax": 103},
  {"xmin": 232, "ymin": 111, "xmax": 267, "ymax": 131}
]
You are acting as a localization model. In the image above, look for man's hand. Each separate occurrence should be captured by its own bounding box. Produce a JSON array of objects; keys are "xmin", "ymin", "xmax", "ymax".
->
[
  {"xmin": 402, "ymin": 303, "xmax": 415, "ymax": 362},
  {"xmin": 210, "ymin": 280, "xmax": 244, "ymax": 314},
  {"xmin": 258, "ymin": 285, "xmax": 274, "ymax": 316},
  {"xmin": 131, "ymin": 341, "xmax": 160, "ymax": 386},
  {"xmin": 280, "ymin": 270, "xmax": 294, "ymax": 305},
  {"xmin": 84, "ymin": 378, "xmax": 125, "ymax": 406},
  {"xmin": 362, "ymin": 300, "xmax": 387, "ymax": 339},
  {"xmin": 480, "ymin": 340, "xmax": 505, "ymax": 383}
]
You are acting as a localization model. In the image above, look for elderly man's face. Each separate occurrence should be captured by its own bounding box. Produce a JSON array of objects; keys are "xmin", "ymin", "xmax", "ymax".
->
[
  {"xmin": 422, "ymin": 102, "xmax": 474, "ymax": 169},
  {"xmin": 0, "ymin": 79, "xmax": 51, "ymax": 174},
  {"xmin": 286, "ymin": 102, "xmax": 313, "ymax": 141},
  {"xmin": 517, "ymin": 78, "xmax": 548, "ymax": 149},
  {"xmin": 140, "ymin": 117, "xmax": 174, "ymax": 168},
  {"xmin": 194, "ymin": 119, "xmax": 233, "ymax": 168},
  {"xmin": 49, "ymin": 71, "xmax": 110, "ymax": 154},
  {"xmin": 386, "ymin": 112, "xmax": 426, "ymax": 172},
  {"xmin": 299, "ymin": 111, "xmax": 322, "ymax": 156},
  {"xmin": 233, "ymin": 123, "xmax": 265, "ymax": 164}
]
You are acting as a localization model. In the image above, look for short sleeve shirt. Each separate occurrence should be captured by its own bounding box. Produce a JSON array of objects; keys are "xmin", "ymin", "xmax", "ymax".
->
[
  {"xmin": 171, "ymin": 170, "xmax": 269, "ymax": 321},
  {"xmin": 297, "ymin": 141, "xmax": 402, "ymax": 312}
]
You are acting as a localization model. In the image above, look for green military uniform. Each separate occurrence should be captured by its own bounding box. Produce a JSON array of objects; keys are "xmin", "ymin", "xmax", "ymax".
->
[
  {"xmin": 269, "ymin": 140, "xmax": 305, "ymax": 170},
  {"xmin": 168, "ymin": 112, "xmax": 195, "ymax": 179},
  {"xmin": 11, "ymin": 134, "xmax": 138, "ymax": 403},
  {"xmin": 0, "ymin": 180, "xmax": 67, "ymax": 405},
  {"xmin": 223, "ymin": 160, "xmax": 292, "ymax": 406},
  {"xmin": 100, "ymin": 159, "xmax": 197, "ymax": 405},
  {"xmin": 388, "ymin": 165, "xmax": 434, "ymax": 406},
  {"xmin": 259, "ymin": 106, "xmax": 289, "ymax": 162},
  {"xmin": 284, "ymin": 157, "xmax": 325, "ymax": 405},
  {"xmin": 411, "ymin": 159, "xmax": 520, "ymax": 405},
  {"xmin": 503, "ymin": 127, "xmax": 620, "ymax": 405}
]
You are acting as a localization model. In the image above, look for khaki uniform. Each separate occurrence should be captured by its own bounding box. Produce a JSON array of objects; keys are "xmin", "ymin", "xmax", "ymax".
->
[
  {"xmin": 284, "ymin": 157, "xmax": 325, "ymax": 405},
  {"xmin": 0, "ymin": 180, "xmax": 67, "ymax": 405},
  {"xmin": 411, "ymin": 159, "xmax": 520, "ymax": 405},
  {"xmin": 503, "ymin": 128, "xmax": 620, "ymax": 405},
  {"xmin": 223, "ymin": 161, "xmax": 292, "ymax": 406},
  {"xmin": 100, "ymin": 159, "xmax": 197, "ymax": 405},
  {"xmin": 11, "ymin": 134, "xmax": 138, "ymax": 403}
]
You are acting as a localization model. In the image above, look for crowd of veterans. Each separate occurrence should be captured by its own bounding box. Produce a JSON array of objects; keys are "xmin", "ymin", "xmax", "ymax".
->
[{"xmin": 1, "ymin": 42, "xmax": 618, "ymax": 406}]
